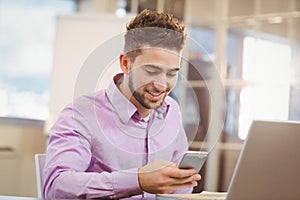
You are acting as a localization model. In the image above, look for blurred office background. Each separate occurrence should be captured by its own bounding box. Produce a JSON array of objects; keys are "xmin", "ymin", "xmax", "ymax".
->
[{"xmin": 0, "ymin": 0, "xmax": 300, "ymax": 197}]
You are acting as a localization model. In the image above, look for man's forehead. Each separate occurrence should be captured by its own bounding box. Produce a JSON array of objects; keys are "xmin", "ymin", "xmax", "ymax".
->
[
  {"xmin": 135, "ymin": 47, "xmax": 182, "ymax": 64},
  {"xmin": 139, "ymin": 46, "xmax": 181, "ymax": 55},
  {"xmin": 129, "ymin": 47, "xmax": 182, "ymax": 70}
]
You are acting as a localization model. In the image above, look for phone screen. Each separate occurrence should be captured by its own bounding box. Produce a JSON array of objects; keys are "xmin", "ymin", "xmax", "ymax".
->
[{"xmin": 179, "ymin": 151, "xmax": 208, "ymax": 172}]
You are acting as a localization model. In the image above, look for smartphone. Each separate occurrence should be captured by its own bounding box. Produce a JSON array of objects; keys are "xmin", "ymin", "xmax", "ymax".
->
[{"xmin": 179, "ymin": 151, "xmax": 208, "ymax": 172}]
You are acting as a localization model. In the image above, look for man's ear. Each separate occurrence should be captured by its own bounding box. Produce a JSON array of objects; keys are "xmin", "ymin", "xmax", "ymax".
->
[{"xmin": 119, "ymin": 54, "xmax": 130, "ymax": 74}]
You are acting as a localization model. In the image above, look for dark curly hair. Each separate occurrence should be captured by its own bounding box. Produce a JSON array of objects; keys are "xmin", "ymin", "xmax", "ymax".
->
[{"xmin": 124, "ymin": 9, "xmax": 186, "ymax": 61}]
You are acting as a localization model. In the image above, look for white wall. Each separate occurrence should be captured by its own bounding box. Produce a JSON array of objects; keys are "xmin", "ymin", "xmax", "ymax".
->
[{"xmin": 46, "ymin": 13, "xmax": 134, "ymax": 133}]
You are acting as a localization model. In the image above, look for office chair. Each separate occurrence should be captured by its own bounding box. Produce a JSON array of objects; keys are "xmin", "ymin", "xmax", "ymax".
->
[{"xmin": 34, "ymin": 154, "xmax": 46, "ymax": 198}]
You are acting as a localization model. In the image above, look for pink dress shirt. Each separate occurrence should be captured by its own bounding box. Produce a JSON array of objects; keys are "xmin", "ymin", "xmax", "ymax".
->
[{"xmin": 43, "ymin": 74, "xmax": 191, "ymax": 199}]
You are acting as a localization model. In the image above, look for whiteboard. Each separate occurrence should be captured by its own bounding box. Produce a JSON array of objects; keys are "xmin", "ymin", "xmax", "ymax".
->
[{"xmin": 45, "ymin": 13, "xmax": 134, "ymax": 134}]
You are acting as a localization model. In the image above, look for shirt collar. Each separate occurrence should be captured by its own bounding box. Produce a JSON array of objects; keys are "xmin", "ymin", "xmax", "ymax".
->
[{"xmin": 106, "ymin": 73, "xmax": 171, "ymax": 123}]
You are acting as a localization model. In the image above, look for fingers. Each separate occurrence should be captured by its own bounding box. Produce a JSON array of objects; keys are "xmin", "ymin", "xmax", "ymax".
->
[
  {"xmin": 174, "ymin": 180, "xmax": 198, "ymax": 189},
  {"xmin": 138, "ymin": 160, "xmax": 202, "ymax": 194},
  {"xmin": 157, "ymin": 180, "xmax": 199, "ymax": 194},
  {"xmin": 159, "ymin": 168, "xmax": 201, "ymax": 188},
  {"xmin": 165, "ymin": 172, "xmax": 201, "ymax": 185},
  {"xmin": 174, "ymin": 172, "xmax": 201, "ymax": 182},
  {"xmin": 167, "ymin": 167, "xmax": 198, "ymax": 178}
]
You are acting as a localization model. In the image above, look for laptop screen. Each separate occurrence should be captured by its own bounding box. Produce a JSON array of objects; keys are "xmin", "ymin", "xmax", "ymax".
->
[{"xmin": 226, "ymin": 120, "xmax": 300, "ymax": 200}]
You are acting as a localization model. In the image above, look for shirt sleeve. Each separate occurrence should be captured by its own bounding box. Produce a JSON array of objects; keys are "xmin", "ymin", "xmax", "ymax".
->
[{"xmin": 43, "ymin": 105, "xmax": 142, "ymax": 199}]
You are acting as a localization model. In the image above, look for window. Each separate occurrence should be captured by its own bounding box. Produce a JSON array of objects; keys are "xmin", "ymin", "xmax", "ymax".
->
[
  {"xmin": 289, "ymin": 41, "xmax": 300, "ymax": 120},
  {"xmin": 0, "ymin": 0, "xmax": 76, "ymax": 120},
  {"xmin": 239, "ymin": 36, "xmax": 291, "ymax": 139}
]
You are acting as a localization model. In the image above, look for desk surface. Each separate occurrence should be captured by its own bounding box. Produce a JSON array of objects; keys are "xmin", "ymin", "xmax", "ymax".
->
[
  {"xmin": 156, "ymin": 192, "xmax": 227, "ymax": 200},
  {"xmin": 1, "ymin": 192, "xmax": 227, "ymax": 200},
  {"xmin": 0, "ymin": 196, "xmax": 40, "ymax": 200}
]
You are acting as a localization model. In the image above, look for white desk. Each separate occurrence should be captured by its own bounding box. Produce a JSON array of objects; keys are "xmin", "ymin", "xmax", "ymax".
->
[{"xmin": 156, "ymin": 191, "xmax": 227, "ymax": 200}]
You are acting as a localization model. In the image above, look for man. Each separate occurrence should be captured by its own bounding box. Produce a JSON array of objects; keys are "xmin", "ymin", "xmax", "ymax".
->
[{"xmin": 43, "ymin": 9, "xmax": 201, "ymax": 199}]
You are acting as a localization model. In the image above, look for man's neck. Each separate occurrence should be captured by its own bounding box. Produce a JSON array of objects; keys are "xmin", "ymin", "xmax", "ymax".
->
[{"xmin": 118, "ymin": 82, "xmax": 151, "ymax": 118}]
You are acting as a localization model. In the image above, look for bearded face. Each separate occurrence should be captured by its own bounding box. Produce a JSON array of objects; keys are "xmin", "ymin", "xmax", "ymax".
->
[
  {"xmin": 128, "ymin": 68, "xmax": 170, "ymax": 109},
  {"xmin": 125, "ymin": 48, "xmax": 181, "ymax": 110}
]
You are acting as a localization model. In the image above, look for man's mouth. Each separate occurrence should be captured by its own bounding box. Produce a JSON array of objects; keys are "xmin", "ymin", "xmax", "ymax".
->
[{"xmin": 146, "ymin": 90, "xmax": 165, "ymax": 101}]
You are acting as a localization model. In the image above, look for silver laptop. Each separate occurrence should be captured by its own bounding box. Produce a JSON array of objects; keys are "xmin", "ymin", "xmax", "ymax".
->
[
  {"xmin": 156, "ymin": 119, "xmax": 300, "ymax": 200},
  {"xmin": 226, "ymin": 119, "xmax": 300, "ymax": 200}
]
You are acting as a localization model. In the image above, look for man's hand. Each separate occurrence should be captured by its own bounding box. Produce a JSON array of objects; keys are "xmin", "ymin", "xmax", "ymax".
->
[{"xmin": 138, "ymin": 160, "xmax": 201, "ymax": 194}]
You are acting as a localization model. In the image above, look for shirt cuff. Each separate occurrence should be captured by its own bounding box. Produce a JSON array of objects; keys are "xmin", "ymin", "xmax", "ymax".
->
[{"xmin": 111, "ymin": 168, "xmax": 143, "ymax": 198}]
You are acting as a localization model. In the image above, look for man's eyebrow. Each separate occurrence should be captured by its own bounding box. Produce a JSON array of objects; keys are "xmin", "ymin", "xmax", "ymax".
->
[
  {"xmin": 142, "ymin": 64, "xmax": 162, "ymax": 70},
  {"xmin": 168, "ymin": 68, "xmax": 180, "ymax": 72}
]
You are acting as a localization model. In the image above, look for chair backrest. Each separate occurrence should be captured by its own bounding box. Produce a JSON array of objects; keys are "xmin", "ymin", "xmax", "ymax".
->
[{"xmin": 34, "ymin": 154, "xmax": 46, "ymax": 198}]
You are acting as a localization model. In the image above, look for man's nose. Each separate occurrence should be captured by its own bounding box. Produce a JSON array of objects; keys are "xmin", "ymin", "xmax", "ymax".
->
[{"xmin": 153, "ymin": 76, "xmax": 168, "ymax": 90}]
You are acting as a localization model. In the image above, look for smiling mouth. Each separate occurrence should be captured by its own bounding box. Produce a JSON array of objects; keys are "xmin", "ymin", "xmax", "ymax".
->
[
  {"xmin": 148, "ymin": 90, "xmax": 162, "ymax": 96},
  {"xmin": 146, "ymin": 90, "xmax": 165, "ymax": 101}
]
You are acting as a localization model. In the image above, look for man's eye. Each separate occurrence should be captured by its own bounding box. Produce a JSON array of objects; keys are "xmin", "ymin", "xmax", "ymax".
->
[
  {"xmin": 145, "ymin": 70, "xmax": 159, "ymax": 75},
  {"xmin": 167, "ymin": 72, "xmax": 178, "ymax": 77}
]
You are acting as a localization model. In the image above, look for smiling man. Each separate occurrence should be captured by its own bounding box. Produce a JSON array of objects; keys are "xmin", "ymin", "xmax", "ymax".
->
[
  {"xmin": 119, "ymin": 48, "xmax": 180, "ymax": 117},
  {"xmin": 43, "ymin": 9, "xmax": 201, "ymax": 199}
]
